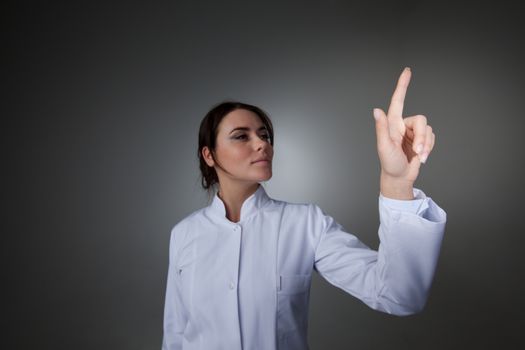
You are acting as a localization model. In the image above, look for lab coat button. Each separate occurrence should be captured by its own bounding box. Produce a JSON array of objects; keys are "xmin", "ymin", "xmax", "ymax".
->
[{"xmin": 229, "ymin": 281, "xmax": 236, "ymax": 289}]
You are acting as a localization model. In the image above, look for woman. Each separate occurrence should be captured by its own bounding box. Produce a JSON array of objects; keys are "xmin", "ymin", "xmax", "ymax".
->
[{"xmin": 162, "ymin": 68, "xmax": 447, "ymax": 350}]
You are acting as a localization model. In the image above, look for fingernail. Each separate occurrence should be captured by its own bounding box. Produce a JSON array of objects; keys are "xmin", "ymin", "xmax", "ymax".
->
[
  {"xmin": 405, "ymin": 67, "xmax": 411, "ymax": 72},
  {"xmin": 420, "ymin": 153, "xmax": 428, "ymax": 163},
  {"xmin": 416, "ymin": 144, "xmax": 423, "ymax": 154},
  {"xmin": 373, "ymin": 108, "xmax": 380, "ymax": 121}
]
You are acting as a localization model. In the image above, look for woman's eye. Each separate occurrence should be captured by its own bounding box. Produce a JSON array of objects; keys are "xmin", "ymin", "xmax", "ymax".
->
[{"xmin": 233, "ymin": 133, "xmax": 270, "ymax": 141}]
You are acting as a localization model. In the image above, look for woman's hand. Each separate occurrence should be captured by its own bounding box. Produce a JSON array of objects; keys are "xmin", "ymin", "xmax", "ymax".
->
[{"xmin": 373, "ymin": 68, "xmax": 436, "ymax": 199}]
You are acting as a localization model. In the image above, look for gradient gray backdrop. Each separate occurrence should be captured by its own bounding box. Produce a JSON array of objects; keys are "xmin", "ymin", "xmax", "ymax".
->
[{"xmin": 5, "ymin": 0, "xmax": 524, "ymax": 349}]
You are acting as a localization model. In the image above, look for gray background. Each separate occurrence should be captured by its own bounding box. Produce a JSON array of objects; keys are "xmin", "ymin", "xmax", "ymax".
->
[{"xmin": 4, "ymin": 0, "xmax": 524, "ymax": 349}]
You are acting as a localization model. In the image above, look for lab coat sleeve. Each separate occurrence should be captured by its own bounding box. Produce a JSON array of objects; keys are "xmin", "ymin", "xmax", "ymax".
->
[
  {"xmin": 162, "ymin": 226, "xmax": 189, "ymax": 350},
  {"xmin": 313, "ymin": 187, "xmax": 446, "ymax": 315}
]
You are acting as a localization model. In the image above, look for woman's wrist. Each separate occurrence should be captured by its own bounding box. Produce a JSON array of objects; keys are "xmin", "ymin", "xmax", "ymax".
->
[{"xmin": 380, "ymin": 171, "xmax": 415, "ymax": 200}]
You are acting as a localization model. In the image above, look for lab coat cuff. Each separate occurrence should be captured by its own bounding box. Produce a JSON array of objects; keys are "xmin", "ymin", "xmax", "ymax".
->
[{"xmin": 379, "ymin": 187, "xmax": 429, "ymax": 216}]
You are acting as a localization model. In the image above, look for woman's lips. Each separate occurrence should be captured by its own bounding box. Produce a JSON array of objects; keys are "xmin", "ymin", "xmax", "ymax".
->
[{"xmin": 252, "ymin": 160, "xmax": 270, "ymax": 164}]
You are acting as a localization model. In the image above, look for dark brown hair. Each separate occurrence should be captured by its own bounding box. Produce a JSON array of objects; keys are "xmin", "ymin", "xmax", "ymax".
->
[{"xmin": 198, "ymin": 100, "xmax": 274, "ymax": 195}]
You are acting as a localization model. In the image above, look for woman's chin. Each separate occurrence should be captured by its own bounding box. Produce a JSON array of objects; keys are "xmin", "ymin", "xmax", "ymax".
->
[{"xmin": 256, "ymin": 172, "xmax": 272, "ymax": 182}]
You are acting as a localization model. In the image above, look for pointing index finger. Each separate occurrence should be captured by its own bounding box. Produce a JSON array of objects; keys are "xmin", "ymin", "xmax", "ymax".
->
[{"xmin": 387, "ymin": 67, "xmax": 412, "ymax": 120}]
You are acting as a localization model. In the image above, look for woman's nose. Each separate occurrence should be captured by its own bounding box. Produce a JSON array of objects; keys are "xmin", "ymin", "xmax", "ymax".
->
[{"xmin": 254, "ymin": 135, "xmax": 269, "ymax": 151}]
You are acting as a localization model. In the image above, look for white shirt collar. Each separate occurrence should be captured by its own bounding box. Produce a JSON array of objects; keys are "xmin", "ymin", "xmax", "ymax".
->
[{"xmin": 208, "ymin": 184, "xmax": 271, "ymax": 223}]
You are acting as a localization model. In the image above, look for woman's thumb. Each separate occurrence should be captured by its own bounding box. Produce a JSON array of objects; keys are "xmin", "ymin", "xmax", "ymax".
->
[{"xmin": 373, "ymin": 108, "xmax": 389, "ymax": 149}]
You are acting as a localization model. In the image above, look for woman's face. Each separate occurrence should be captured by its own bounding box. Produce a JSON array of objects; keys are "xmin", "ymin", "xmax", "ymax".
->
[{"xmin": 203, "ymin": 108, "xmax": 274, "ymax": 187}]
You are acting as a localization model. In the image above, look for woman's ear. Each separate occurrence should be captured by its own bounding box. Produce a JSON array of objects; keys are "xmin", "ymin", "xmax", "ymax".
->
[{"xmin": 202, "ymin": 147, "xmax": 215, "ymax": 167}]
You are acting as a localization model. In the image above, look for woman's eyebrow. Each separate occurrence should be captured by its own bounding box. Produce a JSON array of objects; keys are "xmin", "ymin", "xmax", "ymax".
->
[{"xmin": 229, "ymin": 126, "xmax": 267, "ymax": 134}]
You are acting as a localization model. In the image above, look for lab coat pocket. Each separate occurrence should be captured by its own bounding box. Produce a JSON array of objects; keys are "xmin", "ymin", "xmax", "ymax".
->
[
  {"xmin": 277, "ymin": 274, "xmax": 310, "ymax": 336},
  {"xmin": 278, "ymin": 274, "xmax": 310, "ymax": 295},
  {"xmin": 178, "ymin": 268, "xmax": 192, "ymax": 317}
]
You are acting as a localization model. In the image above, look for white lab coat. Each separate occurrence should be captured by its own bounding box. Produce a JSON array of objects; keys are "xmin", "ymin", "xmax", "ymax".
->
[{"xmin": 162, "ymin": 184, "xmax": 446, "ymax": 350}]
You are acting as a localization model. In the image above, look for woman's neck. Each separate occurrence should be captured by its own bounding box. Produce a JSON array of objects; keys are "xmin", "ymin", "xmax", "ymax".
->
[{"xmin": 217, "ymin": 182, "xmax": 260, "ymax": 223}]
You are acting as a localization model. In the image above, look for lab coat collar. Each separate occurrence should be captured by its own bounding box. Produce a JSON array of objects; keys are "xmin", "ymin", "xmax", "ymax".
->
[{"xmin": 209, "ymin": 183, "xmax": 271, "ymax": 223}]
